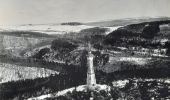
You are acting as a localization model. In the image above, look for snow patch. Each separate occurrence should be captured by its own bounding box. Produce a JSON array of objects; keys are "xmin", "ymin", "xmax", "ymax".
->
[
  {"xmin": 117, "ymin": 47, "xmax": 127, "ymax": 50},
  {"xmin": 0, "ymin": 63, "xmax": 59, "ymax": 84},
  {"xmin": 27, "ymin": 84, "xmax": 111, "ymax": 100},
  {"xmin": 112, "ymin": 80, "xmax": 129, "ymax": 88},
  {"xmin": 0, "ymin": 25, "xmax": 95, "ymax": 35},
  {"xmin": 105, "ymin": 26, "xmax": 122, "ymax": 35},
  {"xmin": 119, "ymin": 57, "xmax": 151, "ymax": 65}
]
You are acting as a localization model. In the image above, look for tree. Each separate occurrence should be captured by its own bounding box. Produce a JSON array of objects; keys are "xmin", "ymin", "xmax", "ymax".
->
[
  {"xmin": 51, "ymin": 39, "xmax": 77, "ymax": 52},
  {"xmin": 165, "ymin": 41, "xmax": 170, "ymax": 56},
  {"xmin": 166, "ymin": 48, "xmax": 170, "ymax": 56},
  {"xmin": 142, "ymin": 25, "xmax": 160, "ymax": 39},
  {"xmin": 33, "ymin": 48, "xmax": 50, "ymax": 59}
]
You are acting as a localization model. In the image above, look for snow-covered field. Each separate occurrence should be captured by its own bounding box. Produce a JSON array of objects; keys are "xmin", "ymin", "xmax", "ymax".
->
[
  {"xmin": 112, "ymin": 78, "xmax": 170, "ymax": 88},
  {"xmin": 0, "ymin": 24, "xmax": 122, "ymax": 35},
  {"xmin": 112, "ymin": 80, "xmax": 129, "ymax": 88},
  {"xmin": 0, "ymin": 34, "xmax": 47, "ymax": 57},
  {"xmin": 109, "ymin": 56, "xmax": 152, "ymax": 65},
  {"xmin": 135, "ymin": 49, "xmax": 168, "ymax": 57},
  {"xmin": 119, "ymin": 57, "xmax": 152, "ymax": 65},
  {"xmin": 104, "ymin": 26, "xmax": 122, "ymax": 35},
  {"xmin": 0, "ymin": 62, "xmax": 59, "ymax": 84},
  {"xmin": 0, "ymin": 24, "xmax": 94, "ymax": 34}
]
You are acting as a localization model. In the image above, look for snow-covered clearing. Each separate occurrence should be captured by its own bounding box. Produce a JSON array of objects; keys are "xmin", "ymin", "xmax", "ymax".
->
[
  {"xmin": 117, "ymin": 47, "xmax": 127, "ymax": 50},
  {"xmin": 0, "ymin": 62, "xmax": 59, "ymax": 84},
  {"xmin": 112, "ymin": 78, "xmax": 170, "ymax": 88},
  {"xmin": 119, "ymin": 57, "xmax": 152, "ymax": 65},
  {"xmin": 109, "ymin": 56, "xmax": 152, "ymax": 65},
  {"xmin": 112, "ymin": 80, "xmax": 129, "ymax": 88},
  {"xmin": 0, "ymin": 24, "xmax": 95, "ymax": 34},
  {"xmin": 105, "ymin": 26, "xmax": 122, "ymax": 35},
  {"xmin": 0, "ymin": 24, "xmax": 122, "ymax": 35},
  {"xmin": 135, "ymin": 51, "xmax": 168, "ymax": 57}
]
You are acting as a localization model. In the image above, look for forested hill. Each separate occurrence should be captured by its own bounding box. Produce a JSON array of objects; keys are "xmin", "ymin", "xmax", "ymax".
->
[
  {"xmin": 104, "ymin": 20, "xmax": 170, "ymax": 47},
  {"xmin": 85, "ymin": 17, "xmax": 170, "ymax": 27}
]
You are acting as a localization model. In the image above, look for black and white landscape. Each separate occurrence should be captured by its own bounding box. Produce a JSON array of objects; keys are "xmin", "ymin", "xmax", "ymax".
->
[
  {"xmin": 0, "ymin": 0, "xmax": 170, "ymax": 100},
  {"xmin": 0, "ymin": 17, "xmax": 170, "ymax": 100}
]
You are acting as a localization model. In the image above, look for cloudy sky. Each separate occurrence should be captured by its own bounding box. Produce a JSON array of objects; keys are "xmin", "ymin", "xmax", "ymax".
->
[{"xmin": 0, "ymin": 0, "xmax": 169, "ymax": 25}]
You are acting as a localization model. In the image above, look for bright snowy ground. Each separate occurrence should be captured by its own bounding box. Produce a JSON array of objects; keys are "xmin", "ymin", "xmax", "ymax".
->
[
  {"xmin": 112, "ymin": 78, "xmax": 170, "ymax": 88},
  {"xmin": 0, "ymin": 24, "xmax": 121, "ymax": 35},
  {"xmin": 104, "ymin": 26, "xmax": 122, "ymax": 35},
  {"xmin": 0, "ymin": 62, "xmax": 59, "ymax": 84},
  {"xmin": 27, "ymin": 84, "xmax": 110, "ymax": 100},
  {"xmin": 28, "ymin": 78, "xmax": 170, "ymax": 100}
]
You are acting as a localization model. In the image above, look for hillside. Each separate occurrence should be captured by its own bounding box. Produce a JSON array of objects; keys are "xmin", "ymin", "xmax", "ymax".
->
[{"xmin": 86, "ymin": 17, "xmax": 170, "ymax": 27}]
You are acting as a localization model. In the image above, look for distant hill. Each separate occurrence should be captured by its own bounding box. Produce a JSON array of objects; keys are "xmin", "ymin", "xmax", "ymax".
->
[
  {"xmin": 103, "ymin": 19, "xmax": 170, "ymax": 48},
  {"xmin": 85, "ymin": 17, "xmax": 170, "ymax": 27},
  {"xmin": 61, "ymin": 22, "xmax": 83, "ymax": 26}
]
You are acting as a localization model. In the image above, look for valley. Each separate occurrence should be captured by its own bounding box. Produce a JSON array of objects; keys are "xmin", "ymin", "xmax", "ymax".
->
[{"xmin": 0, "ymin": 18, "xmax": 170, "ymax": 100}]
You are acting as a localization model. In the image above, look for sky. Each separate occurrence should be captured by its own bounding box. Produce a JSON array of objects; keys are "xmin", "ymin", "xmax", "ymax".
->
[{"xmin": 0, "ymin": 0, "xmax": 170, "ymax": 25}]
